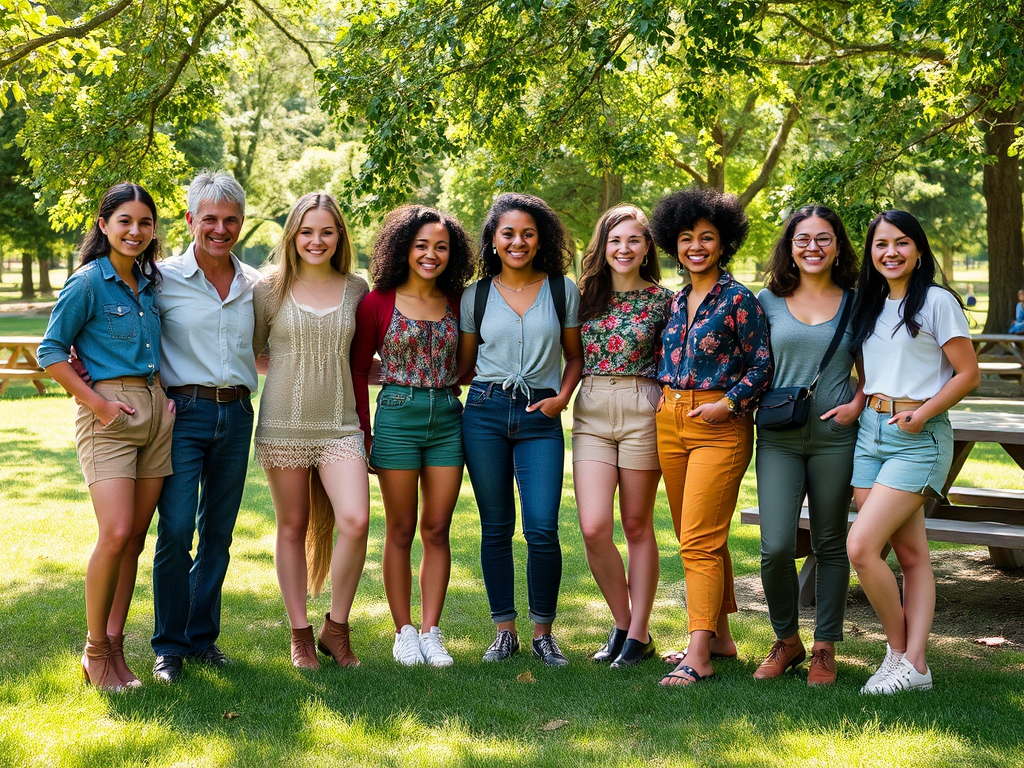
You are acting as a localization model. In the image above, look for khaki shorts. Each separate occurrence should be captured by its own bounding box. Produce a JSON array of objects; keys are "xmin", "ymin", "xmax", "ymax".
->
[
  {"xmin": 74, "ymin": 377, "xmax": 175, "ymax": 486},
  {"xmin": 571, "ymin": 375, "xmax": 661, "ymax": 470}
]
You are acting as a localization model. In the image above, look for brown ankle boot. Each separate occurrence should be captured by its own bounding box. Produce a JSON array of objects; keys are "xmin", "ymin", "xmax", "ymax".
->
[
  {"xmin": 291, "ymin": 625, "xmax": 321, "ymax": 669},
  {"xmin": 82, "ymin": 636, "xmax": 123, "ymax": 691},
  {"xmin": 107, "ymin": 633, "xmax": 142, "ymax": 688},
  {"xmin": 317, "ymin": 613, "xmax": 359, "ymax": 667}
]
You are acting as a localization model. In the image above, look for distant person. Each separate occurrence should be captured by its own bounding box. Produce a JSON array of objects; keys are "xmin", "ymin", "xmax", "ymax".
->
[
  {"xmin": 1009, "ymin": 288, "xmax": 1024, "ymax": 334},
  {"xmin": 964, "ymin": 284, "xmax": 977, "ymax": 308},
  {"xmin": 38, "ymin": 183, "xmax": 174, "ymax": 691}
]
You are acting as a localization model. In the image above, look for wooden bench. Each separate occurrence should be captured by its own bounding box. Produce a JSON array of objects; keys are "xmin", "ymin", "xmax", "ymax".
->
[
  {"xmin": 0, "ymin": 367, "xmax": 50, "ymax": 395},
  {"xmin": 740, "ymin": 502, "xmax": 1024, "ymax": 606},
  {"xmin": 978, "ymin": 361, "xmax": 1024, "ymax": 385}
]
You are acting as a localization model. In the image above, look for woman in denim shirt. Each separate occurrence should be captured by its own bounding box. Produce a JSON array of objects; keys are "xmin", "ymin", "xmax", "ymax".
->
[
  {"xmin": 38, "ymin": 183, "xmax": 174, "ymax": 691},
  {"xmin": 652, "ymin": 187, "xmax": 772, "ymax": 687}
]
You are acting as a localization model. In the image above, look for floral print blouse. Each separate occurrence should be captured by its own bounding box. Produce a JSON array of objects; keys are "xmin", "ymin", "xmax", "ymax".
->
[
  {"xmin": 582, "ymin": 285, "xmax": 674, "ymax": 378},
  {"xmin": 656, "ymin": 271, "xmax": 772, "ymax": 414},
  {"xmin": 379, "ymin": 306, "xmax": 458, "ymax": 388}
]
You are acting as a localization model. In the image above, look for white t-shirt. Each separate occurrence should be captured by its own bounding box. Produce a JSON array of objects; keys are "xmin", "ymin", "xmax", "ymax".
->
[{"xmin": 862, "ymin": 286, "xmax": 970, "ymax": 400}]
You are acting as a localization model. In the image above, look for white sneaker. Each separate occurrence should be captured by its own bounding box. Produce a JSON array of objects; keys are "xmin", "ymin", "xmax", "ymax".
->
[
  {"xmin": 419, "ymin": 626, "xmax": 454, "ymax": 668},
  {"xmin": 393, "ymin": 624, "xmax": 424, "ymax": 665},
  {"xmin": 862, "ymin": 644, "xmax": 902, "ymax": 690},
  {"xmin": 861, "ymin": 654, "xmax": 933, "ymax": 694}
]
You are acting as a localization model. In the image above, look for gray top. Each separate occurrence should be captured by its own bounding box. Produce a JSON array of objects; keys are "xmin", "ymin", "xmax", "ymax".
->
[
  {"xmin": 756, "ymin": 289, "xmax": 855, "ymax": 417},
  {"xmin": 460, "ymin": 276, "xmax": 580, "ymax": 396}
]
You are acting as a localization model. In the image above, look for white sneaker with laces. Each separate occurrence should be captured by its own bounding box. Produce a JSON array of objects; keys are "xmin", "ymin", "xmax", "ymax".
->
[
  {"xmin": 862, "ymin": 644, "xmax": 902, "ymax": 690},
  {"xmin": 393, "ymin": 624, "xmax": 425, "ymax": 665},
  {"xmin": 861, "ymin": 654, "xmax": 932, "ymax": 694},
  {"xmin": 419, "ymin": 626, "xmax": 454, "ymax": 668}
]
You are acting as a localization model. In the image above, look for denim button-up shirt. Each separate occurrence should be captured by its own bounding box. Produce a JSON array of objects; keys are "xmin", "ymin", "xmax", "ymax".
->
[
  {"xmin": 38, "ymin": 256, "xmax": 161, "ymax": 381},
  {"xmin": 656, "ymin": 271, "xmax": 772, "ymax": 414}
]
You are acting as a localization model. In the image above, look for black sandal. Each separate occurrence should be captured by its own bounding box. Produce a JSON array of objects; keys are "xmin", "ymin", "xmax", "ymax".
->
[{"xmin": 660, "ymin": 663, "xmax": 717, "ymax": 686}]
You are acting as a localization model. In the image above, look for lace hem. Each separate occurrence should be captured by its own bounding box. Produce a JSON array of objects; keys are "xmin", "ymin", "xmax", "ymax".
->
[{"xmin": 255, "ymin": 436, "xmax": 365, "ymax": 469}]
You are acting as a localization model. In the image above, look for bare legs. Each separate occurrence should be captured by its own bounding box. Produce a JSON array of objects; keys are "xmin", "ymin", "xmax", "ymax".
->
[
  {"xmin": 575, "ymin": 461, "xmax": 661, "ymax": 642},
  {"xmin": 848, "ymin": 484, "xmax": 934, "ymax": 673},
  {"xmin": 378, "ymin": 465, "xmax": 461, "ymax": 631}
]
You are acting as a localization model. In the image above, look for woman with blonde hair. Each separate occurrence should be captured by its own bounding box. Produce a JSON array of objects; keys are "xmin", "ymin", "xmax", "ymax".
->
[{"xmin": 253, "ymin": 191, "xmax": 370, "ymax": 669}]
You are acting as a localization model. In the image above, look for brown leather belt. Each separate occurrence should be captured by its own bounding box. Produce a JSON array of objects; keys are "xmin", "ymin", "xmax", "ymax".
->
[
  {"xmin": 866, "ymin": 394, "xmax": 927, "ymax": 415},
  {"xmin": 166, "ymin": 385, "xmax": 252, "ymax": 403}
]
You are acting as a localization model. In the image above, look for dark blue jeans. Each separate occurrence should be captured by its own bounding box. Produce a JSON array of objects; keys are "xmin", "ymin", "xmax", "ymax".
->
[
  {"xmin": 151, "ymin": 392, "xmax": 254, "ymax": 656},
  {"xmin": 462, "ymin": 382, "xmax": 564, "ymax": 624}
]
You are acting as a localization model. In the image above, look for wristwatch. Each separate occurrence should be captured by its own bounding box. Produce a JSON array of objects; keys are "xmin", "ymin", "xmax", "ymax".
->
[{"xmin": 724, "ymin": 397, "xmax": 737, "ymax": 413}]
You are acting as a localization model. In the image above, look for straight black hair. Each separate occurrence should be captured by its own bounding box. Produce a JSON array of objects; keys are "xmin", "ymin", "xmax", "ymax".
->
[{"xmin": 78, "ymin": 183, "xmax": 161, "ymax": 284}]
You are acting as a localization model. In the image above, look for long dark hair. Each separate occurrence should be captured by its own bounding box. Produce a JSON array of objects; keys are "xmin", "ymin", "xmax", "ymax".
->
[
  {"xmin": 851, "ymin": 209, "xmax": 964, "ymax": 353},
  {"xmin": 479, "ymin": 193, "xmax": 573, "ymax": 277},
  {"xmin": 578, "ymin": 204, "xmax": 660, "ymax": 323},
  {"xmin": 78, "ymin": 183, "xmax": 161, "ymax": 283},
  {"xmin": 370, "ymin": 205, "xmax": 476, "ymax": 292},
  {"xmin": 763, "ymin": 205, "xmax": 859, "ymax": 297}
]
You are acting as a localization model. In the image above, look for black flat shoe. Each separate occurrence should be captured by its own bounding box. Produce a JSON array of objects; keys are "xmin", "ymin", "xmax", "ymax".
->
[
  {"xmin": 611, "ymin": 635, "xmax": 656, "ymax": 668},
  {"xmin": 153, "ymin": 654, "xmax": 184, "ymax": 683},
  {"xmin": 191, "ymin": 644, "xmax": 231, "ymax": 667},
  {"xmin": 592, "ymin": 626, "xmax": 628, "ymax": 663}
]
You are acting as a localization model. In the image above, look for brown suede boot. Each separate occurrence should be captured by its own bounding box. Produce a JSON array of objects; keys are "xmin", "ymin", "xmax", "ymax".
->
[
  {"xmin": 107, "ymin": 633, "xmax": 143, "ymax": 688},
  {"xmin": 317, "ymin": 613, "xmax": 360, "ymax": 667},
  {"xmin": 82, "ymin": 636, "xmax": 124, "ymax": 691},
  {"xmin": 291, "ymin": 625, "xmax": 321, "ymax": 669}
]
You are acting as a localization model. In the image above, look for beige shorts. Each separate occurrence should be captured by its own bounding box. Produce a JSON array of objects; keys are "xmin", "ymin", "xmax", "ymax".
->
[
  {"xmin": 571, "ymin": 375, "xmax": 662, "ymax": 470},
  {"xmin": 74, "ymin": 377, "xmax": 175, "ymax": 486}
]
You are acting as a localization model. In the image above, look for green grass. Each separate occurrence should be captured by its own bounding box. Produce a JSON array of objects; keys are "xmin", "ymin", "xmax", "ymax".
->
[{"xmin": 1, "ymin": 382, "xmax": 1023, "ymax": 767}]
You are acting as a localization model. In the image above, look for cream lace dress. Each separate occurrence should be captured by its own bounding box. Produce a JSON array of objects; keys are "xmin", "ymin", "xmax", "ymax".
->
[{"xmin": 252, "ymin": 274, "xmax": 369, "ymax": 468}]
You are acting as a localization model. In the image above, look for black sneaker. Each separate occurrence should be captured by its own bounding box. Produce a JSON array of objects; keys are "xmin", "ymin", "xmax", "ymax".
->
[
  {"xmin": 532, "ymin": 633, "xmax": 568, "ymax": 667},
  {"xmin": 192, "ymin": 644, "xmax": 231, "ymax": 667},
  {"xmin": 483, "ymin": 630, "xmax": 520, "ymax": 662}
]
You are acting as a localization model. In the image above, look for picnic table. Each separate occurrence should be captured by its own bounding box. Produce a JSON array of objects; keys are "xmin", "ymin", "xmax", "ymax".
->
[
  {"xmin": 0, "ymin": 336, "xmax": 49, "ymax": 395},
  {"xmin": 971, "ymin": 333, "xmax": 1024, "ymax": 386}
]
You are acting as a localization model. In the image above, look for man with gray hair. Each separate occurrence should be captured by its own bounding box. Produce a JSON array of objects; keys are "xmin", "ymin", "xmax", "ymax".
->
[{"xmin": 152, "ymin": 171, "xmax": 261, "ymax": 683}]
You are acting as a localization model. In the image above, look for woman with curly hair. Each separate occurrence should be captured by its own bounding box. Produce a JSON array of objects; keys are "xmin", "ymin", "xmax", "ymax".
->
[
  {"xmin": 253, "ymin": 192, "xmax": 369, "ymax": 670},
  {"xmin": 457, "ymin": 192, "xmax": 583, "ymax": 666},
  {"xmin": 573, "ymin": 205, "xmax": 672, "ymax": 667},
  {"xmin": 652, "ymin": 187, "xmax": 772, "ymax": 687},
  {"xmin": 351, "ymin": 205, "xmax": 476, "ymax": 667},
  {"xmin": 752, "ymin": 205, "xmax": 863, "ymax": 685}
]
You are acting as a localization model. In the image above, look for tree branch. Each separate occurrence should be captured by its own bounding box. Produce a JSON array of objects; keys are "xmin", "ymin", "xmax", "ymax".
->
[
  {"xmin": 724, "ymin": 92, "xmax": 758, "ymax": 155},
  {"xmin": 738, "ymin": 102, "xmax": 799, "ymax": 208},
  {"xmin": 665, "ymin": 152, "xmax": 706, "ymax": 185},
  {"xmin": 0, "ymin": 0, "xmax": 135, "ymax": 70},
  {"xmin": 247, "ymin": 0, "xmax": 317, "ymax": 68}
]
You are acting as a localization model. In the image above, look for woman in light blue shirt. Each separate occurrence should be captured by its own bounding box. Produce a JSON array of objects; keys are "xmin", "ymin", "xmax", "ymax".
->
[
  {"xmin": 457, "ymin": 193, "xmax": 583, "ymax": 666},
  {"xmin": 39, "ymin": 183, "xmax": 175, "ymax": 692}
]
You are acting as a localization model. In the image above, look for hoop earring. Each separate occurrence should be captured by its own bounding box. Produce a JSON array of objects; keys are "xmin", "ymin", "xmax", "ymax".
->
[
  {"xmin": 493, "ymin": 245, "xmax": 498, "ymax": 257},
  {"xmin": 642, "ymin": 253, "xmax": 649, "ymax": 267},
  {"xmin": 792, "ymin": 259, "xmax": 797, "ymax": 269},
  {"xmin": 915, "ymin": 258, "xmax": 922, "ymax": 270}
]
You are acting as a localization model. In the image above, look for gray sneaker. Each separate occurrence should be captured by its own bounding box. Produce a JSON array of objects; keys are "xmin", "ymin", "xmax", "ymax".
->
[
  {"xmin": 483, "ymin": 630, "xmax": 520, "ymax": 662},
  {"xmin": 532, "ymin": 633, "xmax": 568, "ymax": 667}
]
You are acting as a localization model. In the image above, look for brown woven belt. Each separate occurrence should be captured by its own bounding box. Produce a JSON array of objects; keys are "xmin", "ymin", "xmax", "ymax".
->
[
  {"xmin": 866, "ymin": 394, "xmax": 927, "ymax": 415},
  {"xmin": 166, "ymin": 385, "xmax": 251, "ymax": 403}
]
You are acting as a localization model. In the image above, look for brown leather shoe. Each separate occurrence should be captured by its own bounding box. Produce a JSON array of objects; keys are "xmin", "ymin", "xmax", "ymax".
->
[
  {"xmin": 107, "ymin": 633, "xmax": 142, "ymax": 688},
  {"xmin": 291, "ymin": 625, "xmax": 321, "ymax": 669},
  {"xmin": 753, "ymin": 638, "xmax": 806, "ymax": 680},
  {"xmin": 82, "ymin": 636, "xmax": 124, "ymax": 691},
  {"xmin": 317, "ymin": 613, "xmax": 360, "ymax": 667},
  {"xmin": 807, "ymin": 646, "xmax": 837, "ymax": 686}
]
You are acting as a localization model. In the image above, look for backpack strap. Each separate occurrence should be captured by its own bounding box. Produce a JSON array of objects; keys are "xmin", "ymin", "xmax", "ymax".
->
[
  {"xmin": 474, "ymin": 276, "xmax": 492, "ymax": 345},
  {"xmin": 549, "ymin": 274, "xmax": 567, "ymax": 331}
]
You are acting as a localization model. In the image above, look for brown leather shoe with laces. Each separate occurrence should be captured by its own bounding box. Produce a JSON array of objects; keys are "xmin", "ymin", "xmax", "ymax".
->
[
  {"xmin": 753, "ymin": 638, "xmax": 806, "ymax": 680},
  {"xmin": 807, "ymin": 646, "xmax": 837, "ymax": 686},
  {"xmin": 291, "ymin": 625, "xmax": 321, "ymax": 669},
  {"xmin": 317, "ymin": 613, "xmax": 360, "ymax": 667}
]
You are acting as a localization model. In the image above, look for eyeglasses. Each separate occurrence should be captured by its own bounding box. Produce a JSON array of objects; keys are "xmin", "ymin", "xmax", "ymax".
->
[{"xmin": 792, "ymin": 235, "xmax": 834, "ymax": 249}]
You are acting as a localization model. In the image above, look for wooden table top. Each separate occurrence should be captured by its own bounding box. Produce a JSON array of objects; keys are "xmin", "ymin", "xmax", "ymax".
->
[
  {"xmin": 0, "ymin": 335, "xmax": 44, "ymax": 346},
  {"xmin": 950, "ymin": 410, "xmax": 1024, "ymax": 446}
]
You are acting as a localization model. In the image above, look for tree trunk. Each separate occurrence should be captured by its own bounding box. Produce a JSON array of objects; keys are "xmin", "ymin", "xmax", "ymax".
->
[
  {"xmin": 981, "ymin": 103, "xmax": 1024, "ymax": 334},
  {"xmin": 599, "ymin": 172, "xmax": 623, "ymax": 210},
  {"xmin": 940, "ymin": 245, "xmax": 954, "ymax": 283},
  {"xmin": 38, "ymin": 254, "xmax": 52, "ymax": 293},
  {"xmin": 20, "ymin": 251, "xmax": 35, "ymax": 299}
]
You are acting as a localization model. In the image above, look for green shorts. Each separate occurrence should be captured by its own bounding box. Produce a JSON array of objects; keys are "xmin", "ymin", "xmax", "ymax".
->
[{"xmin": 370, "ymin": 384, "xmax": 464, "ymax": 470}]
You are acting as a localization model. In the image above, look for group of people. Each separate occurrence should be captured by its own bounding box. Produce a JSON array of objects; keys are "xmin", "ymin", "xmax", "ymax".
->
[{"xmin": 38, "ymin": 170, "xmax": 980, "ymax": 697}]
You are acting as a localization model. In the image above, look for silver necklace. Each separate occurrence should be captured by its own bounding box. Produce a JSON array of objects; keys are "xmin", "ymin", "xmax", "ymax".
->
[{"xmin": 494, "ymin": 276, "xmax": 545, "ymax": 293}]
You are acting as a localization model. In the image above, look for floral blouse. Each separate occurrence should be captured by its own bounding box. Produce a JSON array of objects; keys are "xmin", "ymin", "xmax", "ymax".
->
[
  {"xmin": 582, "ymin": 285, "xmax": 674, "ymax": 378},
  {"xmin": 656, "ymin": 271, "xmax": 772, "ymax": 414},
  {"xmin": 379, "ymin": 306, "xmax": 458, "ymax": 388}
]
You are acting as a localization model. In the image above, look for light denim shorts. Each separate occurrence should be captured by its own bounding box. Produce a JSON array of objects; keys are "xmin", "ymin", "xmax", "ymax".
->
[{"xmin": 851, "ymin": 406, "xmax": 953, "ymax": 498}]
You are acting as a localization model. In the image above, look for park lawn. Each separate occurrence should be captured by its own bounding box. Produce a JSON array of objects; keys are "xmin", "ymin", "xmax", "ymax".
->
[{"xmin": 1, "ymin": 390, "xmax": 1023, "ymax": 766}]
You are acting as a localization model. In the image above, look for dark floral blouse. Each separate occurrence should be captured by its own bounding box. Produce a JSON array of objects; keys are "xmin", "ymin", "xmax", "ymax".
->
[
  {"xmin": 582, "ymin": 285, "xmax": 674, "ymax": 378},
  {"xmin": 656, "ymin": 272, "xmax": 772, "ymax": 414},
  {"xmin": 379, "ymin": 306, "xmax": 458, "ymax": 388}
]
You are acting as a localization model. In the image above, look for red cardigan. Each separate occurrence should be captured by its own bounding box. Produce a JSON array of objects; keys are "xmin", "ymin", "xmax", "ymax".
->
[{"xmin": 350, "ymin": 287, "xmax": 462, "ymax": 442}]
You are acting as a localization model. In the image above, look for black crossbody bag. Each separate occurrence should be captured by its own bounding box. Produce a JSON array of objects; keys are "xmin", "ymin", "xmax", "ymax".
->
[{"xmin": 755, "ymin": 290, "xmax": 853, "ymax": 431}]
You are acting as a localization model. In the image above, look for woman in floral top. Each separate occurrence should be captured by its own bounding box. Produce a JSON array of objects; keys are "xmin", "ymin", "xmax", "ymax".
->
[
  {"xmin": 351, "ymin": 205, "xmax": 476, "ymax": 667},
  {"xmin": 573, "ymin": 205, "xmax": 672, "ymax": 668},
  {"xmin": 652, "ymin": 188, "xmax": 772, "ymax": 687}
]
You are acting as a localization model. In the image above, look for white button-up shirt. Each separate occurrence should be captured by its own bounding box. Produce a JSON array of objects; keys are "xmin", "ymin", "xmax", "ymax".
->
[{"xmin": 158, "ymin": 243, "xmax": 261, "ymax": 391}]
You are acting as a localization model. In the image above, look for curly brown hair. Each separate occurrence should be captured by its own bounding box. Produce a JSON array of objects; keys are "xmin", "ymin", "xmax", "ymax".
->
[
  {"xmin": 370, "ymin": 205, "xmax": 476, "ymax": 292},
  {"xmin": 763, "ymin": 205, "xmax": 859, "ymax": 297},
  {"xmin": 651, "ymin": 187, "xmax": 748, "ymax": 268},
  {"xmin": 479, "ymin": 193, "xmax": 573, "ymax": 277}
]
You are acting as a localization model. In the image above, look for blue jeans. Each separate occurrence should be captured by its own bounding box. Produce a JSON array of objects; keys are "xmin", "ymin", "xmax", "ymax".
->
[
  {"xmin": 462, "ymin": 382, "xmax": 565, "ymax": 624},
  {"xmin": 151, "ymin": 393, "xmax": 254, "ymax": 656}
]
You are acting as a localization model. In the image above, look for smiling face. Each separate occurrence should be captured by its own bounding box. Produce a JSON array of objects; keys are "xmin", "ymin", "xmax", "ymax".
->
[
  {"xmin": 870, "ymin": 219, "xmax": 920, "ymax": 292},
  {"xmin": 186, "ymin": 200, "xmax": 244, "ymax": 261},
  {"xmin": 98, "ymin": 199, "xmax": 155, "ymax": 262},
  {"xmin": 407, "ymin": 221, "xmax": 450, "ymax": 283},
  {"xmin": 791, "ymin": 215, "xmax": 838, "ymax": 280},
  {"xmin": 676, "ymin": 218, "xmax": 722, "ymax": 276},
  {"xmin": 494, "ymin": 209, "xmax": 539, "ymax": 271},
  {"xmin": 294, "ymin": 207, "xmax": 340, "ymax": 268},
  {"xmin": 604, "ymin": 218, "xmax": 649, "ymax": 279}
]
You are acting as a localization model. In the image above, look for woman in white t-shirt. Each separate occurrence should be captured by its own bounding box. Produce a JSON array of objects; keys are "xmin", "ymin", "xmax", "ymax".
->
[{"xmin": 847, "ymin": 210, "xmax": 979, "ymax": 695}]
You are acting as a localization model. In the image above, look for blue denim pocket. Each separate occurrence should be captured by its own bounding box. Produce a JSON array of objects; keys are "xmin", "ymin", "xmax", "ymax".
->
[
  {"xmin": 104, "ymin": 303, "xmax": 138, "ymax": 340},
  {"xmin": 466, "ymin": 385, "xmax": 488, "ymax": 407}
]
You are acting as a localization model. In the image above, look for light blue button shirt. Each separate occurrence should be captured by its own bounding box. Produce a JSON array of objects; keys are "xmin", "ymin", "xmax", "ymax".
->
[
  {"xmin": 157, "ymin": 244, "xmax": 261, "ymax": 391},
  {"xmin": 460, "ymin": 276, "xmax": 580, "ymax": 396}
]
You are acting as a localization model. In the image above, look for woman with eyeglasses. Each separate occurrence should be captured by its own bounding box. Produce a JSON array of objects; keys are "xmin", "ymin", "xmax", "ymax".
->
[{"xmin": 752, "ymin": 206, "xmax": 863, "ymax": 686}]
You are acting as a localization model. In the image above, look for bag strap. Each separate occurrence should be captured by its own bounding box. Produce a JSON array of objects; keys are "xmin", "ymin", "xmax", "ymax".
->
[
  {"xmin": 549, "ymin": 274, "xmax": 567, "ymax": 330},
  {"xmin": 808, "ymin": 290, "xmax": 853, "ymax": 392},
  {"xmin": 474, "ymin": 276, "xmax": 492, "ymax": 345}
]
